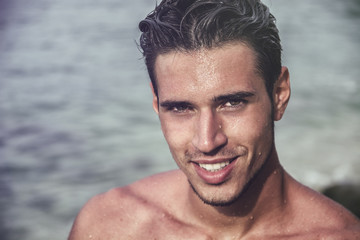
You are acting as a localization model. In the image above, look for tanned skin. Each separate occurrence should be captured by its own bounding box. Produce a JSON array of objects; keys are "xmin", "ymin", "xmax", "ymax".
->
[{"xmin": 69, "ymin": 43, "xmax": 360, "ymax": 240}]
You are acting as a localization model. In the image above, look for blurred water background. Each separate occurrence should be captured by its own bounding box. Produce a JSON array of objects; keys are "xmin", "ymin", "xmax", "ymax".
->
[{"xmin": 0, "ymin": 0, "xmax": 359, "ymax": 239}]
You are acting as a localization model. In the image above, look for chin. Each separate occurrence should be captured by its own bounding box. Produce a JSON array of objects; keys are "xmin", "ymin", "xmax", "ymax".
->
[{"xmin": 188, "ymin": 179, "xmax": 248, "ymax": 207}]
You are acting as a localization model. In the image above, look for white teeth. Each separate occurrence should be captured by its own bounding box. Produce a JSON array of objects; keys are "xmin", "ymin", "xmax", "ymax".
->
[{"xmin": 199, "ymin": 161, "xmax": 230, "ymax": 172}]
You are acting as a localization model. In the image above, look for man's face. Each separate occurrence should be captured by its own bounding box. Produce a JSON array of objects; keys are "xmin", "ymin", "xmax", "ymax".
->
[{"xmin": 153, "ymin": 43, "xmax": 276, "ymax": 206}]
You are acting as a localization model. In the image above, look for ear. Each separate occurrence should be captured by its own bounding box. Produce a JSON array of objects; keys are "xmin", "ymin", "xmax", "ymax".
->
[
  {"xmin": 273, "ymin": 66, "xmax": 291, "ymax": 121},
  {"xmin": 150, "ymin": 82, "xmax": 159, "ymax": 114}
]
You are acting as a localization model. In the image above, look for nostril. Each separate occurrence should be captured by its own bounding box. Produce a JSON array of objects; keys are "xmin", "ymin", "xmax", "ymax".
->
[{"xmin": 192, "ymin": 129, "xmax": 227, "ymax": 154}]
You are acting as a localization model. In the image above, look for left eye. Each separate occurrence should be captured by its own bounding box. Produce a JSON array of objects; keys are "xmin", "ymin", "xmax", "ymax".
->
[{"xmin": 222, "ymin": 100, "xmax": 245, "ymax": 107}]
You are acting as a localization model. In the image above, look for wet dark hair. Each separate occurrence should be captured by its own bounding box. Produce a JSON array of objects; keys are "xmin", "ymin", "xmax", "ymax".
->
[{"xmin": 139, "ymin": 0, "xmax": 282, "ymax": 99}]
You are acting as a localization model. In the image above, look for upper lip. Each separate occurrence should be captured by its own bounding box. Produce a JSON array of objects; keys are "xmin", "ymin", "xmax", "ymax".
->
[{"xmin": 191, "ymin": 156, "xmax": 238, "ymax": 165}]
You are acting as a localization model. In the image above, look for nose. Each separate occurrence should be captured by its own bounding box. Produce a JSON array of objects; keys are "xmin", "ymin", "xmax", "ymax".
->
[{"xmin": 192, "ymin": 110, "xmax": 227, "ymax": 154}]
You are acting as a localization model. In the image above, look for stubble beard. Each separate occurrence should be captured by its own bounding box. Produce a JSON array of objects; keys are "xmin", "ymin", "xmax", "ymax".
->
[
  {"xmin": 187, "ymin": 146, "xmax": 273, "ymax": 207},
  {"xmin": 184, "ymin": 148, "xmax": 248, "ymax": 207},
  {"xmin": 188, "ymin": 180, "xmax": 244, "ymax": 207}
]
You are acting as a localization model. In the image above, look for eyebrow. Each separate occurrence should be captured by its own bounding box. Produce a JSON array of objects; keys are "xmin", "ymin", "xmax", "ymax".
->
[
  {"xmin": 159, "ymin": 91, "xmax": 255, "ymax": 109},
  {"xmin": 159, "ymin": 100, "xmax": 192, "ymax": 109},
  {"xmin": 212, "ymin": 91, "xmax": 255, "ymax": 103}
]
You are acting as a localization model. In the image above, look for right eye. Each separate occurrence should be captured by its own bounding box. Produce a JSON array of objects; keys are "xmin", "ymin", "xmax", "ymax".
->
[
  {"xmin": 160, "ymin": 101, "xmax": 195, "ymax": 115},
  {"xmin": 167, "ymin": 104, "xmax": 193, "ymax": 114}
]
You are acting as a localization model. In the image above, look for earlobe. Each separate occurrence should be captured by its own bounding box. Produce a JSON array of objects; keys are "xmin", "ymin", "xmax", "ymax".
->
[
  {"xmin": 273, "ymin": 66, "xmax": 291, "ymax": 121},
  {"xmin": 150, "ymin": 82, "xmax": 159, "ymax": 114}
]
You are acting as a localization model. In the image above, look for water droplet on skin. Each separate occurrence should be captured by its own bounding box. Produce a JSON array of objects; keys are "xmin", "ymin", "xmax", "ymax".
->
[
  {"xmin": 273, "ymin": 170, "xmax": 277, "ymax": 175},
  {"xmin": 249, "ymin": 216, "xmax": 254, "ymax": 220},
  {"xmin": 89, "ymin": 235, "xmax": 93, "ymax": 239}
]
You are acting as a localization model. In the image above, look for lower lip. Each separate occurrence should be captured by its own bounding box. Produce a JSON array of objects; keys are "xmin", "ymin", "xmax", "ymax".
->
[{"xmin": 193, "ymin": 158, "xmax": 237, "ymax": 185}]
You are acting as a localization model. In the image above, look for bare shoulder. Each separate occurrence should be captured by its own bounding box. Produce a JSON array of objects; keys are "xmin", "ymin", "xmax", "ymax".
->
[
  {"xmin": 68, "ymin": 170, "xmax": 207, "ymax": 240},
  {"xmin": 284, "ymin": 174, "xmax": 360, "ymax": 238},
  {"xmin": 68, "ymin": 185, "xmax": 135, "ymax": 239}
]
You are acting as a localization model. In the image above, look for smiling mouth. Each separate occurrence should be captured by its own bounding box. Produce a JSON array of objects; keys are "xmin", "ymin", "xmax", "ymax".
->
[
  {"xmin": 196, "ymin": 156, "xmax": 238, "ymax": 172},
  {"xmin": 192, "ymin": 157, "xmax": 239, "ymax": 184},
  {"xmin": 198, "ymin": 161, "xmax": 230, "ymax": 172}
]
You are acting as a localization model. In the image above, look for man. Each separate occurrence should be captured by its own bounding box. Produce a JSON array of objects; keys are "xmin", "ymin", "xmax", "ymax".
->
[{"xmin": 69, "ymin": 0, "xmax": 360, "ymax": 239}]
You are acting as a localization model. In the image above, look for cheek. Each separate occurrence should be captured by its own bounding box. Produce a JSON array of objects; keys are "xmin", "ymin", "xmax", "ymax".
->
[
  {"xmin": 160, "ymin": 116, "xmax": 192, "ymax": 153},
  {"xmin": 224, "ymin": 108, "xmax": 273, "ymax": 145}
]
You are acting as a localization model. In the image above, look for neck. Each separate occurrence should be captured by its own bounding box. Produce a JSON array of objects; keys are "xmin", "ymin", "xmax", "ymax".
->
[{"xmin": 187, "ymin": 147, "xmax": 287, "ymax": 236}]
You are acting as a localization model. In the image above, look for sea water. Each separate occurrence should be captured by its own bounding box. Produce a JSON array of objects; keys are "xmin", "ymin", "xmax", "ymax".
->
[{"xmin": 0, "ymin": 0, "xmax": 359, "ymax": 239}]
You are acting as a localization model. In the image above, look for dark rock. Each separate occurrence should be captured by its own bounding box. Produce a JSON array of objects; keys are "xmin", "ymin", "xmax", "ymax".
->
[{"xmin": 322, "ymin": 183, "xmax": 360, "ymax": 218}]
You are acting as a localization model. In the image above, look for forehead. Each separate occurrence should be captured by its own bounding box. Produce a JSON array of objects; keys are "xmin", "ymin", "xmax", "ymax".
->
[{"xmin": 154, "ymin": 43, "xmax": 264, "ymax": 100}]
